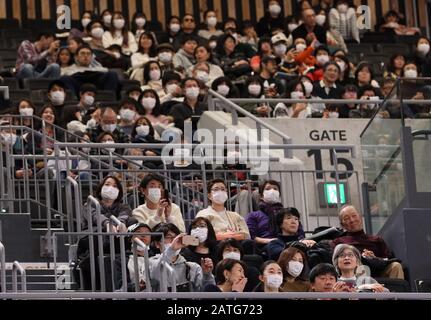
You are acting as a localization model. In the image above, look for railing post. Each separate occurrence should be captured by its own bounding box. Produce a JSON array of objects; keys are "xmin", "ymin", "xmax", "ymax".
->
[
  {"xmin": 331, "ymin": 149, "xmax": 342, "ymax": 212},
  {"xmin": 87, "ymin": 196, "xmax": 98, "ymax": 292},
  {"xmin": 362, "ymin": 182, "xmax": 373, "ymax": 234},
  {"xmin": 12, "ymin": 261, "xmax": 26, "ymax": 293},
  {"xmin": 0, "ymin": 242, "xmax": 5, "ymax": 293},
  {"xmin": 132, "ymin": 238, "xmax": 152, "ymax": 292}
]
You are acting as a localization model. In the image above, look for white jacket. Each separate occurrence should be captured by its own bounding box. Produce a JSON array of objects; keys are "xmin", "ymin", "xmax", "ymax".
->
[{"xmin": 132, "ymin": 202, "xmax": 186, "ymax": 233}]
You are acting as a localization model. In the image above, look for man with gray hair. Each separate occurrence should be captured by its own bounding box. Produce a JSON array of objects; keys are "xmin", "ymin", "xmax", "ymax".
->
[{"xmin": 331, "ymin": 205, "xmax": 404, "ymax": 279}]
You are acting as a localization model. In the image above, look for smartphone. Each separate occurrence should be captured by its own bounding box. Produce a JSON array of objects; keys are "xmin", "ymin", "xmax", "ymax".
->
[
  {"xmin": 163, "ymin": 189, "xmax": 171, "ymax": 204},
  {"xmin": 182, "ymin": 235, "xmax": 199, "ymax": 246}
]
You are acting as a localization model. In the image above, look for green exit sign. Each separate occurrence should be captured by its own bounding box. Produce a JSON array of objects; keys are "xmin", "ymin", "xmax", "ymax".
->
[{"xmin": 318, "ymin": 182, "xmax": 348, "ymax": 208}]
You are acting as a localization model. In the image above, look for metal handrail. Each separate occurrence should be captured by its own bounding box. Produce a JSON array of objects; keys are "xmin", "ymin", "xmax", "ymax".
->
[
  {"xmin": 86, "ymin": 195, "xmax": 105, "ymax": 292},
  {"xmin": 0, "ymin": 86, "xmax": 9, "ymax": 100},
  {"xmin": 0, "ymin": 242, "xmax": 5, "ymax": 293},
  {"xmin": 66, "ymin": 176, "xmax": 82, "ymax": 233},
  {"xmin": 12, "ymin": 261, "xmax": 26, "ymax": 293},
  {"xmin": 132, "ymin": 238, "xmax": 152, "ymax": 293},
  {"xmin": 161, "ymin": 260, "xmax": 177, "ymax": 293},
  {"xmin": 208, "ymin": 89, "xmax": 293, "ymax": 158}
]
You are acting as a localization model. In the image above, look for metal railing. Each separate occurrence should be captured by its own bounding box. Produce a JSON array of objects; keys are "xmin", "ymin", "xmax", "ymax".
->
[
  {"xmin": 0, "ymin": 241, "xmax": 5, "ymax": 293},
  {"xmin": 12, "ymin": 261, "xmax": 26, "ymax": 293}
]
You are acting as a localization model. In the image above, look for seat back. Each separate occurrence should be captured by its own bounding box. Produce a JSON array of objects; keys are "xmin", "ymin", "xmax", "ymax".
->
[{"xmin": 374, "ymin": 278, "xmax": 411, "ymax": 292}]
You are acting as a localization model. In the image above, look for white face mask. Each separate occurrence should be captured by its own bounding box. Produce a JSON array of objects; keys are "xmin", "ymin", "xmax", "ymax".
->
[
  {"xmin": 315, "ymin": 14, "xmax": 326, "ymax": 26},
  {"xmin": 263, "ymin": 189, "xmax": 280, "ymax": 204},
  {"xmin": 141, "ymin": 97, "xmax": 157, "ymax": 110},
  {"xmin": 248, "ymin": 84, "xmax": 261, "ymax": 96},
  {"xmin": 136, "ymin": 125, "xmax": 150, "ymax": 137},
  {"xmin": 266, "ymin": 274, "xmax": 283, "ymax": 289},
  {"xmin": 302, "ymin": 81, "xmax": 313, "ymax": 95},
  {"xmin": 209, "ymin": 41, "xmax": 217, "ymax": 50},
  {"xmin": 101, "ymin": 186, "xmax": 119, "ymax": 200},
  {"xmin": 166, "ymin": 83, "xmax": 178, "ymax": 95},
  {"xmin": 158, "ymin": 52, "xmax": 173, "ymax": 63},
  {"xmin": 196, "ymin": 71, "xmax": 209, "ymax": 83},
  {"xmin": 147, "ymin": 188, "xmax": 161, "ymax": 203},
  {"xmin": 150, "ymin": 69, "xmax": 161, "ymax": 81},
  {"xmin": 217, "ymin": 84, "xmax": 230, "ymax": 97},
  {"xmin": 120, "ymin": 109, "xmax": 136, "ymax": 121},
  {"xmin": 50, "ymin": 91, "xmax": 65, "ymax": 106},
  {"xmin": 336, "ymin": 60, "xmax": 346, "ymax": 73},
  {"xmin": 113, "ymin": 19, "xmax": 125, "ymax": 30},
  {"xmin": 269, "ymin": 4, "xmax": 282, "ymax": 15},
  {"xmin": 103, "ymin": 15, "xmax": 112, "ymax": 25},
  {"xmin": 223, "ymin": 251, "xmax": 241, "ymax": 261},
  {"xmin": 103, "ymin": 140, "xmax": 116, "ymax": 153},
  {"xmin": 337, "ymin": 4, "xmax": 348, "ymax": 13},
  {"xmin": 296, "ymin": 43, "xmax": 306, "ymax": 52},
  {"xmin": 1, "ymin": 133, "xmax": 17, "ymax": 146},
  {"xmin": 290, "ymin": 91, "xmax": 304, "ymax": 100},
  {"xmin": 91, "ymin": 27, "xmax": 105, "ymax": 39},
  {"xmin": 190, "ymin": 227, "xmax": 208, "ymax": 243},
  {"xmin": 185, "ymin": 87, "xmax": 200, "ymax": 99},
  {"xmin": 82, "ymin": 18, "xmax": 91, "ymax": 28},
  {"xmin": 316, "ymin": 54, "xmax": 330, "ymax": 65},
  {"xmin": 207, "ymin": 17, "xmax": 217, "ymax": 27},
  {"xmin": 135, "ymin": 17, "xmax": 146, "ymax": 27},
  {"xmin": 102, "ymin": 124, "xmax": 117, "ymax": 133},
  {"xmin": 404, "ymin": 69, "xmax": 418, "ymax": 78},
  {"xmin": 328, "ymin": 111, "xmax": 339, "ymax": 118},
  {"xmin": 82, "ymin": 94, "xmax": 95, "ymax": 107},
  {"xmin": 211, "ymin": 191, "xmax": 228, "ymax": 205},
  {"xmin": 274, "ymin": 44, "xmax": 287, "ymax": 56},
  {"xmin": 170, "ymin": 23, "xmax": 181, "ymax": 33},
  {"xmin": 288, "ymin": 23, "xmax": 299, "ymax": 32},
  {"xmin": 287, "ymin": 261, "xmax": 304, "ymax": 278},
  {"xmin": 20, "ymin": 107, "xmax": 34, "ymax": 117},
  {"xmin": 417, "ymin": 43, "xmax": 430, "ymax": 55}
]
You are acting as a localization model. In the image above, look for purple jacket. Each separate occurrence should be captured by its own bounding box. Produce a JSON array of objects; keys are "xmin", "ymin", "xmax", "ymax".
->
[{"xmin": 245, "ymin": 202, "xmax": 283, "ymax": 239}]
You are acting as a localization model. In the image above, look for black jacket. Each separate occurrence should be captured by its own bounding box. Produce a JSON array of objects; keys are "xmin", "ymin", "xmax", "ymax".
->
[{"xmin": 292, "ymin": 24, "xmax": 327, "ymax": 44}]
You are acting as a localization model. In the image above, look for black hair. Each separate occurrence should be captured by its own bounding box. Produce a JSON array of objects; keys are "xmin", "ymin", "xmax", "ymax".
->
[
  {"xmin": 143, "ymin": 60, "xmax": 162, "ymax": 84},
  {"xmin": 244, "ymin": 75, "xmax": 265, "ymax": 97},
  {"xmin": 152, "ymin": 223, "xmax": 181, "ymax": 242},
  {"xmin": 355, "ymin": 62, "xmax": 375, "ymax": 84},
  {"xmin": 259, "ymin": 180, "xmax": 281, "ymax": 195},
  {"xmin": 79, "ymin": 83, "xmax": 98, "ymax": 95},
  {"xmin": 36, "ymin": 32, "xmax": 55, "ymax": 41},
  {"xmin": 216, "ymin": 238, "xmax": 243, "ymax": 263},
  {"xmin": 386, "ymin": 53, "xmax": 406, "ymax": 74},
  {"xmin": 131, "ymin": 11, "xmax": 147, "ymax": 34},
  {"xmin": 275, "ymin": 207, "xmax": 301, "ymax": 229},
  {"xmin": 131, "ymin": 116, "xmax": 156, "ymax": 139},
  {"xmin": 309, "ymin": 263, "xmax": 338, "ymax": 283},
  {"xmin": 76, "ymin": 44, "xmax": 93, "ymax": 55},
  {"xmin": 162, "ymin": 70, "xmax": 182, "ymax": 87},
  {"xmin": 211, "ymin": 76, "xmax": 240, "ymax": 98},
  {"xmin": 138, "ymin": 89, "xmax": 162, "ymax": 117},
  {"xmin": 140, "ymin": 173, "xmax": 165, "ymax": 189},
  {"xmin": 94, "ymin": 175, "xmax": 123, "ymax": 203},
  {"xmin": 188, "ymin": 217, "xmax": 218, "ymax": 252},
  {"xmin": 214, "ymin": 259, "xmax": 247, "ymax": 285},
  {"xmin": 207, "ymin": 178, "xmax": 227, "ymax": 194},
  {"xmin": 137, "ymin": 31, "xmax": 157, "ymax": 57}
]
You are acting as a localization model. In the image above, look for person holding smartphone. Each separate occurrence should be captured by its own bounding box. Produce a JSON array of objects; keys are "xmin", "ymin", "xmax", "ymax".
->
[{"xmin": 132, "ymin": 173, "xmax": 186, "ymax": 233}]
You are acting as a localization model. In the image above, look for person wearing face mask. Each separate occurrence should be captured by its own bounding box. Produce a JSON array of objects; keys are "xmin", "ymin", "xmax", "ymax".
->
[
  {"xmin": 180, "ymin": 217, "xmax": 218, "ymax": 266},
  {"xmin": 15, "ymin": 99, "xmax": 35, "ymax": 129},
  {"xmin": 46, "ymin": 80, "xmax": 67, "ymax": 115},
  {"xmin": 245, "ymin": 180, "xmax": 284, "ymax": 247},
  {"xmin": 278, "ymin": 247, "xmax": 311, "ymax": 292},
  {"xmin": 134, "ymin": 223, "xmax": 215, "ymax": 292},
  {"xmin": 187, "ymin": 45, "xmax": 225, "ymax": 87},
  {"xmin": 87, "ymin": 107, "xmax": 130, "ymax": 143},
  {"xmin": 256, "ymin": 0, "xmax": 286, "ymax": 37},
  {"xmin": 76, "ymin": 83, "xmax": 97, "ymax": 123},
  {"xmin": 118, "ymin": 99, "xmax": 139, "ymax": 137},
  {"xmin": 322, "ymin": 104, "xmax": 340, "ymax": 119},
  {"xmin": 156, "ymin": 43, "xmax": 175, "ymax": 73},
  {"xmin": 413, "ymin": 37, "xmax": 431, "ymax": 77},
  {"xmin": 273, "ymin": 80, "xmax": 310, "ymax": 118},
  {"xmin": 253, "ymin": 261, "xmax": 284, "ymax": 292},
  {"xmin": 132, "ymin": 174, "xmax": 185, "ymax": 233},
  {"xmin": 292, "ymin": 8, "xmax": 327, "ymax": 45},
  {"xmin": 138, "ymin": 89, "xmax": 168, "ymax": 128},
  {"xmin": 240, "ymin": 76, "xmax": 266, "ymax": 115},
  {"xmin": 266, "ymin": 208, "xmax": 312, "ymax": 261},
  {"xmin": 196, "ymin": 179, "xmax": 250, "ymax": 241},
  {"xmin": 334, "ymin": 55, "xmax": 353, "ymax": 86},
  {"xmin": 211, "ymin": 77, "xmax": 240, "ymax": 109},
  {"xmin": 305, "ymin": 45, "xmax": 331, "ymax": 82},
  {"xmin": 192, "ymin": 62, "xmax": 211, "ymax": 88},
  {"xmin": 102, "ymin": 12, "xmax": 138, "ymax": 56},
  {"xmin": 101, "ymin": 9, "xmax": 113, "ymax": 29},
  {"xmin": 198, "ymin": 10, "xmax": 224, "ymax": 40},
  {"xmin": 131, "ymin": 12, "xmax": 159, "ymax": 43},
  {"xmin": 82, "ymin": 175, "xmax": 131, "ymax": 231},
  {"xmin": 141, "ymin": 60, "xmax": 164, "ymax": 94},
  {"xmin": 159, "ymin": 71, "xmax": 184, "ymax": 108},
  {"xmin": 167, "ymin": 78, "xmax": 207, "ymax": 133},
  {"xmin": 155, "ymin": 16, "xmax": 182, "ymax": 45},
  {"xmin": 130, "ymin": 32, "xmax": 158, "ymax": 80},
  {"xmin": 328, "ymin": 0, "xmax": 359, "ymax": 43}
]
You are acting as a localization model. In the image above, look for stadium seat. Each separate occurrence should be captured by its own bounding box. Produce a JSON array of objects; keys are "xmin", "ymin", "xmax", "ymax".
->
[
  {"xmin": 0, "ymin": 77, "xmax": 19, "ymax": 90},
  {"xmin": 377, "ymin": 43, "xmax": 411, "ymax": 55},
  {"xmin": 120, "ymin": 79, "xmax": 141, "ymax": 91},
  {"xmin": 96, "ymin": 101, "xmax": 120, "ymax": 109},
  {"xmin": 374, "ymin": 278, "xmax": 411, "ymax": 292},
  {"xmin": 9, "ymin": 89, "xmax": 31, "ymax": 102},
  {"xmin": 415, "ymin": 279, "xmax": 431, "ymax": 292},
  {"xmin": 346, "ymin": 43, "xmax": 375, "ymax": 54},
  {"xmin": 23, "ymin": 78, "xmax": 55, "ymax": 90},
  {"xmin": 0, "ymin": 18, "xmax": 20, "ymax": 29},
  {"xmin": 95, "ymin": 90, "xmax": 117, "ymax": 102}
]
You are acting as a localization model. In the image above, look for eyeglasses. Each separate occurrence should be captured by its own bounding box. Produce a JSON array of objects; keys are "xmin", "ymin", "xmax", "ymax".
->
[{"xmin": 339, "ymin": 253, "xmax": 355, "ymax": 259}]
